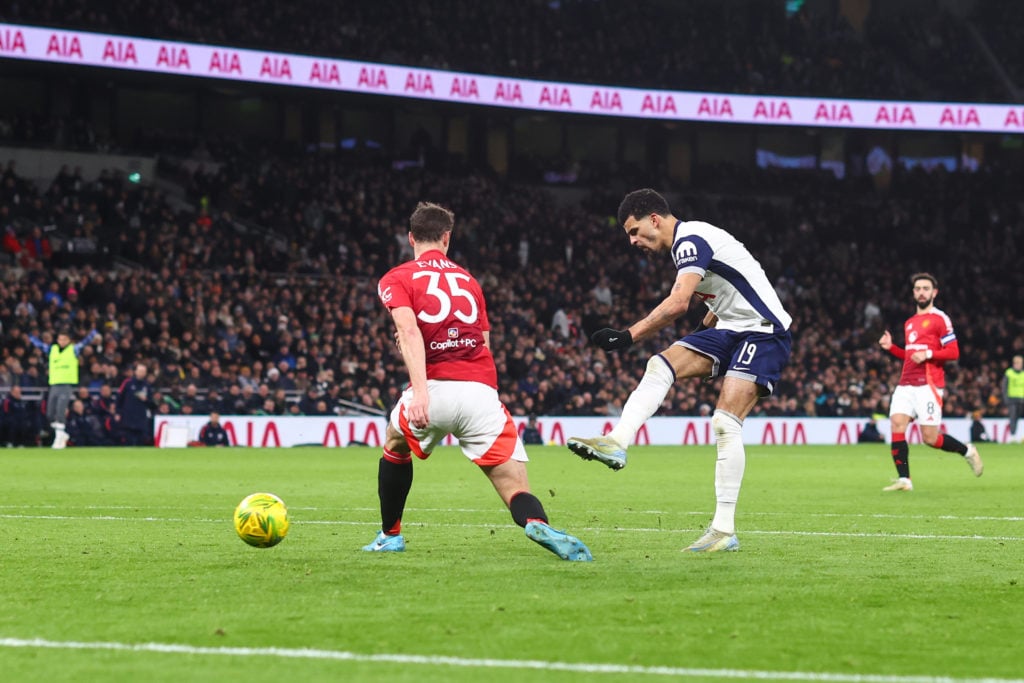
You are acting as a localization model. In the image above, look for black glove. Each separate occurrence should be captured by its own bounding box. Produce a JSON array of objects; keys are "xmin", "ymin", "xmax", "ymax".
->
[{"xmin": 591, "ymin": 328, "xmax": 633, "ymax": 351}]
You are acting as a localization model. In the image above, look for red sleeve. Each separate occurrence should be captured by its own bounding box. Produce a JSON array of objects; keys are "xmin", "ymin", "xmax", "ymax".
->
[
  {"xmin": 931, "ymin": 339, "xmax": 959, "ymax": 361},
  {"xmin": 378, "ymin": 270, "xmax": 412, "ymax": 311},
  {"xmin": 888, "ymin": 345, "xmax": 905, "ymax": 360}
]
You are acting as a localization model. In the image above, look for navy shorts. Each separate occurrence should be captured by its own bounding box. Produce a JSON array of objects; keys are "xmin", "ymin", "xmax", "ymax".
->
[{"xmin": 676, "ymin": 328, "xmax": 792, "ymax": 395}]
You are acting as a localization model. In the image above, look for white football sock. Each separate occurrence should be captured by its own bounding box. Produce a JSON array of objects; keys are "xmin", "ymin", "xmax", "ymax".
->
[
  {"xmin": 608, "ymin": 354, "xmax": 675, "ymax": 447},
  {"xmin": 710, "ymin": 410, "xmax": 745, "ymax": 535}
]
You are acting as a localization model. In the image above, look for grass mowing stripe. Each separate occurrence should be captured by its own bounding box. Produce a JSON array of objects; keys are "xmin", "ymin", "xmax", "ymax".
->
[
  {"xmin": 3, "ymin": 505, "xmax": 1023, "ymax": 523},
  {"xmin": 4, "ymin": 513, "xmax": 1022, "ymax": 542},
  {"xmin": 1, "ymin": 638, "xmax": 1021, "ymax": 683}
]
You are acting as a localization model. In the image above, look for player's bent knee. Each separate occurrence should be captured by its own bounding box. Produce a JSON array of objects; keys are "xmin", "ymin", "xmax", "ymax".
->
[
  {"xmin": 645, "ymin": 354, "xmax": 676, "ymax": 383},
  {"xmin": 712, "ymin": 410, "xmax": 742, "ymax": 439},
  {"xmin": 384, "ymin": 422, "xmax": 411, "ymax": 453}
]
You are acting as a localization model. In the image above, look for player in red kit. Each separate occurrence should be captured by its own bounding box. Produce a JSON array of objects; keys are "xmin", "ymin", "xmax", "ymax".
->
[
  {"xmin": 877, "ymin": 273, "xmax": 983, "ymax": 491},
  {"xmin": 363, "ymin": 201, "xmax": 591, "ymax": 561}
]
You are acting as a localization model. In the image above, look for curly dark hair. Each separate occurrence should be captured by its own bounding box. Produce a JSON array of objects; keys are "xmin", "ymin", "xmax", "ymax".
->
[{"xmin": 616, "ymin": 188, "xmax": 672, "ymax": 226}]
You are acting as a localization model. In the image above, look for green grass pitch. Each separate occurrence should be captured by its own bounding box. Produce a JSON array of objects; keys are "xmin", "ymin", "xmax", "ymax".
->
[{"xmin": 1, "ymin": 443, "xmax": 1021, "ymax": 682}]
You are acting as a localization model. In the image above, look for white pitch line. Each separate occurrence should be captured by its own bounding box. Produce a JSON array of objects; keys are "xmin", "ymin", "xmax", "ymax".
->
[
  {"xmin": 0, "ymin": 637, "xmax": 1020, "ymax": 683},
  {"xmin": 1, "ymin": 514, "xmax": 1021, "ymax": 542}
]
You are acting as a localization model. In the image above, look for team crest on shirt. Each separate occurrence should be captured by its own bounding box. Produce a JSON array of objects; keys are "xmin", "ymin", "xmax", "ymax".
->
[
  {"xmin": 922, "ymin": 320, "xmax": 930, "ymax": 327},
  {"xmin": 448, "ymin": 328, "xmax": 459, "ymax": 338}
]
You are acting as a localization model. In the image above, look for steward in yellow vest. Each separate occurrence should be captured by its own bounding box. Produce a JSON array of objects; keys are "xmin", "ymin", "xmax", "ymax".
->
[{"xmin": 28, "ymin": 328, "xmax": 99, "ymax": 449}]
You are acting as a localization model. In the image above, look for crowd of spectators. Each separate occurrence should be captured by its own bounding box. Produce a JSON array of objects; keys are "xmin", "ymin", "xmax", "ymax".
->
[
  {"xmin": 1, "ymin": 2, "xmax": 1021, "ymax": 448},
  {"xmin": 0, "ymin": 0, "xmax": 1016, "ymax": 103},
  {"xmin": 2, "ymin": 143, "xmax": 1022, "ymax": 446}
]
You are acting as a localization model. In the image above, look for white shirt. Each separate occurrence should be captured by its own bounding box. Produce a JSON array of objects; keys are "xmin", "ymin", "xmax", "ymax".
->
[{"xmin": 671, "ymin": 220, "xmax": 792, "ymax": 334}]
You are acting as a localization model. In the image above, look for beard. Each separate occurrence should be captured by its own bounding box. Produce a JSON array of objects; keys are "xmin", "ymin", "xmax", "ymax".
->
[{"xmin": 915, "ymin": 295, "xmax": 934, "ymax": 312}]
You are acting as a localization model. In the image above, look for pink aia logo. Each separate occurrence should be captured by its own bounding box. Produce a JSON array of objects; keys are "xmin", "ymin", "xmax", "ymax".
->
[
  {"xmin": 696, "ymin": 97, "xmax": 731, "ymax": 118},
  {"xmin": 875, "ymin": 105, "xmax": 915, "ymax": 125},
  {"xmin": 1004, "ymin": 110, "xmax": 1024, "ymax": 128},
  {"xmin": 357, "ymin": 67, "xmax": 388, "ymax": 89},
  {"xmin": 259, "ymin": 57, "xmax": 292, "ymax": 80},
  {"xmin": 938, "ymin": 107, "xmax": 979, "ymax": 126},
  {"xmin": 309, "ymin": 61, "xmax": 341, "ymax": 84},
  {"xmin": 814, "ymin": 103, "xmax": 853, "ymax": 122},
  {"xmin": 493, "ymin": 82, "xmax": 523, "ymax": 103},
  {"xmin": 590, "ymin": 90, "xmax": 622, "ymax": 111},
  {"xmin": 449, "ymin": 77, "xmax": 479, "ymax": 99},
  {"xmin": 102, "ymin": 40, "xmax": 137, "ymax": 64},
  {"xmin": 642, "ymin": 94, "xmax": 677, "ymax": 115},
  {"xmin": 46, "ymin": 33, "xmax": 82, "ymax": 58},
  {"xmin": 753, "ymin": 100, "xmax": 792, "ymax": 120},
  {"xmin": 404, "ymin": 72, "xmax": 434, "ymax": 93},
  {"xmin": 156, "ymin": 45, "xmax": 190, "ymax": 69},
  {"xmin": 539, "ymin": 86, "xmax": 572, "ymax": 108},
  {"xmin": 208, "ymin": 51, "xmax": 242, "ymax": 74},
  {"xmin": 0, "ymin": 28, "xmax": 27, "ymax": 53}
]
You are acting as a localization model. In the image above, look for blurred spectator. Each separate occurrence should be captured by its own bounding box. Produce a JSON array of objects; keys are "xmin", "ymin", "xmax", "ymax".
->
[
  {"xmin": 857, "ymin": 417, "xmax": 885, "ymax": 444},
  {"xmin": 20, "ymin": 226, "xmax": 53, "ymax": 269},
  {"xmin": 115, "ymin": 363, "xmax": 154, "ymax": 445},
  {"xmin": 199, "ymin": 411, "xmax": 231, "ymax": 446},
  {"xmin": 2, "ymin": 385, "xmax": 41, "ymax": 446},
  {"xmin": 521, "ymin": 414, "xmax": 543, "ymax": 445},
  {"xmin": 66, "ymin": 398, "xmax": 105, "ymax": 446},
  {"xmin": 969, "ymin": 410, "xmax": 991, "ymax": 444},
  {"xmin": 2, "ymin": 225, "xmax": 20, "ymax": 261}
]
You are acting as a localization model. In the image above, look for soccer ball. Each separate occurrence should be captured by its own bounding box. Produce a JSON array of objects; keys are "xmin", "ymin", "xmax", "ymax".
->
[{"xmin": 233, "ymin": 492, "xmax": 290, "ymax": 548}]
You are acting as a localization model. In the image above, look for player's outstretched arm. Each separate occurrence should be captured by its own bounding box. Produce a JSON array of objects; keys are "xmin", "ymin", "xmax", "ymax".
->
[
  {"xmin": 628, "ymin": 272, "xmax": 701, "ymax": 344},
  {"xmin": 593, "ymin": 273, "xmax": 701, "ymax": 351}
]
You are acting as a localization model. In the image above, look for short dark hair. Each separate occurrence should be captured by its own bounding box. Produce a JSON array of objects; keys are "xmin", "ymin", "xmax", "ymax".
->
[
  {"xmin": 617, "ymin": 188, "xmax": 672, "ymax": 226},
  {"xmin": 409, "ymin": 202, "xmax": 454, "ymax": 242},
  {"xmin": 910, "ymin": 272, "xmax": 938, "ymax": 288}
]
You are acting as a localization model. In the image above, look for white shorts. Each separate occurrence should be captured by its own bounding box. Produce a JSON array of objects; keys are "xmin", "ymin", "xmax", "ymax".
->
[
  {"xmin": 390, "ymin": 380, "xmax": 528, "ymax": 466},
  {"xmin": 889, "ymin": 384, "xmax": 945, "ymax": 426}
]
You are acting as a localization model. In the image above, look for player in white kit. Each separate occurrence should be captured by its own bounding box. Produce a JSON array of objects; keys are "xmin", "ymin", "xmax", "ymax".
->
[{"xmin": 568, "ymin": 189, "xmax": 793, "ymax": 553}]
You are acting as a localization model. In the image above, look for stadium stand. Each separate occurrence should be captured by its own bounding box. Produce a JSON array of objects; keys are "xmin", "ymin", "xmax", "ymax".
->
[
  {"xmin": 1, "ymin": 1, "xmax": 1022, "ymax": 446},
  {"xmin": 2, "ymin": 149, "xmax": 1022, "ymax": 446}
]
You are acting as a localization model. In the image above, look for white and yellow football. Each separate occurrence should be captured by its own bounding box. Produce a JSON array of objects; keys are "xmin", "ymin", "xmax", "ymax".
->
[{"xmin": 233, "ymin": 492, "xmax": 289, "ymax": 548}]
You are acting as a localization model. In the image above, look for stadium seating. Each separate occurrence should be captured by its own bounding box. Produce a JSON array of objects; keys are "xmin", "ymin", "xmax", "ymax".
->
[{"xmin": 2, "ymin": 1, "xmax": 1022, "ymax": 445}]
